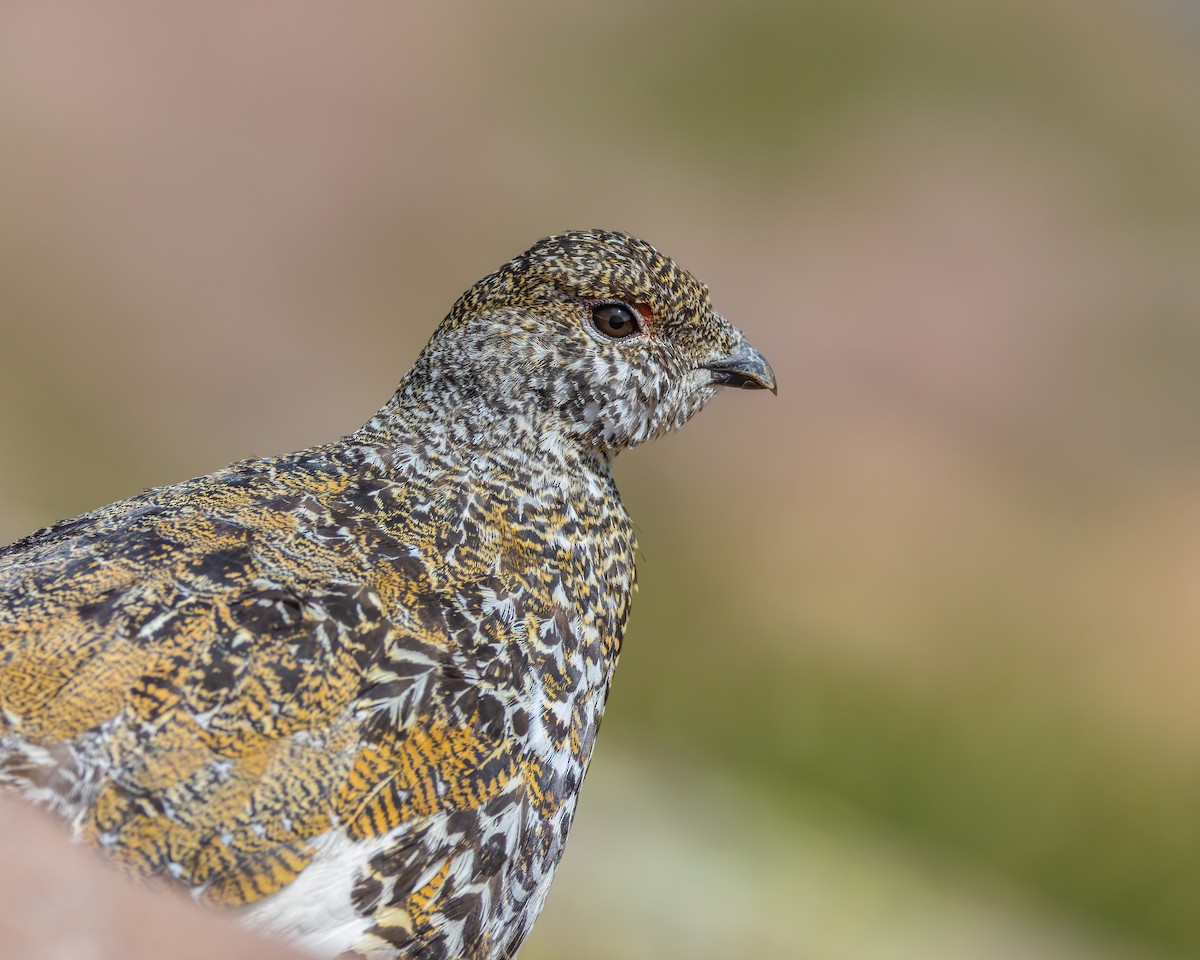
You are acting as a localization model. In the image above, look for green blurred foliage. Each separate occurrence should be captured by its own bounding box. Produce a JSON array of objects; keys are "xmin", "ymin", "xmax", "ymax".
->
[
  {"xmin": 614, "ymin": 550, "xmax": 1200, "ymax": 953},
  {"xmin": 518, "ymin": 0, "xmax": 1200, "ymax": 221}
]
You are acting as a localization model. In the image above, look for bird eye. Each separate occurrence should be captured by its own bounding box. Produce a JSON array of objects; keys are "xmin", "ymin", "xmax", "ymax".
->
[{"xmin": 592, "ymin": 303, "xmax": 640, "ymax": 339}]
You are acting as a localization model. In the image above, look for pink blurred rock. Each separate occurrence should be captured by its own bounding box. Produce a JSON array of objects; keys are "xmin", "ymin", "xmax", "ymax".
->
[{"xmin": 0, "ymin": 797, "xmax": 306, "ymax": 960}]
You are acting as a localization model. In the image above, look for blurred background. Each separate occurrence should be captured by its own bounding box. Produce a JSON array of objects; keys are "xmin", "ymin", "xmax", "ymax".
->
[{"xmin": 2, "ymin": 1, "xmax": 1199, "ymax": 957}]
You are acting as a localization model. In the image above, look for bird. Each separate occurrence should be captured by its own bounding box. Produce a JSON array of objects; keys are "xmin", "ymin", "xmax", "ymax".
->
[{"xmin": 0, "ymin": 229, "xmax": 775, "ymax": 959}]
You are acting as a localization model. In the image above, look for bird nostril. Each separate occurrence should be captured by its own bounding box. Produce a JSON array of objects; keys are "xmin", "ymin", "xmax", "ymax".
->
[{"xmin": 711, "ymin": 369, "xmax": 761, "ymax": 390}]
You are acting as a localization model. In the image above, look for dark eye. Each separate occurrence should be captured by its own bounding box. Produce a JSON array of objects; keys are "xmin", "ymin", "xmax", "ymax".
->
[{"xmin": 592, "ymin": 302, "xmax": 640, "ymax": 339}]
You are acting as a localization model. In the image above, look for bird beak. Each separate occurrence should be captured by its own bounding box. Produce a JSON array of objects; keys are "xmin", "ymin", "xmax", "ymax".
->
[{"xmin": 702, "ymin": 342, "xmax": 777, "ymax": 395}]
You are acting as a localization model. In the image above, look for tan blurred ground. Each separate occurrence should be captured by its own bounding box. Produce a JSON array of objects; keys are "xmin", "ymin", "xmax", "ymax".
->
[{"xmin": 2, "ymin": 1, "xmax": 1199, "ymax": 958}]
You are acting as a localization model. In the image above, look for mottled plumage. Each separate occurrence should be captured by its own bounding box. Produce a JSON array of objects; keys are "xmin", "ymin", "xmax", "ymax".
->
[{"xmin": 0, "ymin": 230, "xmax": 775, "ymax": 959}]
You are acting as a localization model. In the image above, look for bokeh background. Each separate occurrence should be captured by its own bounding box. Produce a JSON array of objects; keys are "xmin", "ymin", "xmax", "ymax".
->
[{"xmin": 2, "ymin": 1, "xmax": 1199, "ymax": 958}]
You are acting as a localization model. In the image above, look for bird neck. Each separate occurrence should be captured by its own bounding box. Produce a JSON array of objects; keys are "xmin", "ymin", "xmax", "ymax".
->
[{"xmin": 350, "ymin": 368, "xmax": 617, "ymax": 489}]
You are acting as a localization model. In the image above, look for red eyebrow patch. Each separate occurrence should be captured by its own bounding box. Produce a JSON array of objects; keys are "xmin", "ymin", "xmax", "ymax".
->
[{"xmin": 633, "ymin": 303, "xmax": 654, "ymax": 321}]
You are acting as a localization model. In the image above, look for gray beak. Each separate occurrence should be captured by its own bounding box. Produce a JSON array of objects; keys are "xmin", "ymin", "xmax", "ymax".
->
[{"xmin": 702, "ymin": 342, "xmax": 777, "ymax": 395}]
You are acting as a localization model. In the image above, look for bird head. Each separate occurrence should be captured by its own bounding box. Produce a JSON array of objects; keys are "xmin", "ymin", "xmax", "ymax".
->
[{"xmin": 410, "ymin": 229, "xmax": 775, "ymax": 455}]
